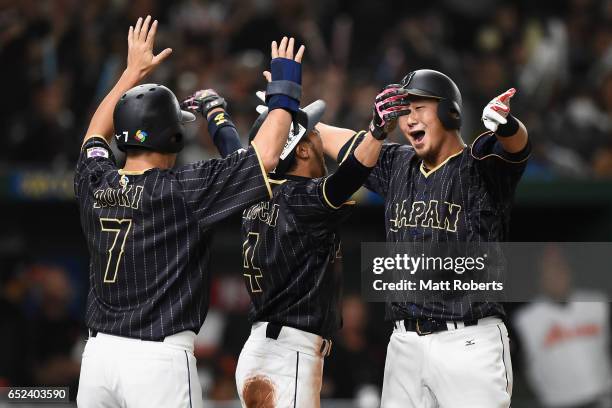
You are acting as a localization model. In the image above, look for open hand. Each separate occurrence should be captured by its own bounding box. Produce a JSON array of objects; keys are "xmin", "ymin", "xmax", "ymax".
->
[
  {"xmin": 262, "ymin": 36, "xmax": 305, "ymax": 82},
  {"xmin": 126, "ymin": 16, "xmax": 172, "ymax": 81}
]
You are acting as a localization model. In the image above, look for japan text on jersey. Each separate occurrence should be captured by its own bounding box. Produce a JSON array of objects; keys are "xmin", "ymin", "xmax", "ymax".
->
[{"xmin": 350, "ymin": 131, "xmax": 531, "ymax": 322}]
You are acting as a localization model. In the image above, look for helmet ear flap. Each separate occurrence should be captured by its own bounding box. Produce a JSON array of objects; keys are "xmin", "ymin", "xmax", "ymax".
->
[{"xmin": 437, "ymin": 98, "xmax": 462, "ymax": 130}]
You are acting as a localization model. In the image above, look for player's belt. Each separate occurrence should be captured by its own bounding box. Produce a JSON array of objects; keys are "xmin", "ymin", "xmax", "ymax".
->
[
  {"xmin": 265, "ymin": 322, "xmax": 333, "ymax": 357},
  {"xmin": 398, "ymin": 318, "xmax": 479, "ymax": 336}
]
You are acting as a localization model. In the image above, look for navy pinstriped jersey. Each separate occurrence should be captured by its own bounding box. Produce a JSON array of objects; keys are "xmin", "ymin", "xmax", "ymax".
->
[
  {"xmin": 75, "ymin": 136, "xmax": 271, "ymax": 340},
  {"xmin": 346, "ymin": 131, "xmax": 530, "ymax": 322},
  {"xmin": 241, "ymin": 175, "xmax": 353, "ymax": 338}
]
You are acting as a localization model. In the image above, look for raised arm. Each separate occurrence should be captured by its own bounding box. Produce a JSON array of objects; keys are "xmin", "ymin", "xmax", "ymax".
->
[
  {"xmin": 322, "ymin": 85, "xmax": 410, "ymax": 207},
  {"xmin": 317, "ymin": 83, "xmax": 410, "ymax": 163},
  {"xmin": 316, "ymin": 122, "xmax": 357, "ymax": 161},
  {"xmin": 252, "ymin": 37, "xmax": 306, "ymax": 172},
  {"xmin": 181, "ymin": 89, "xmax": 243, "ymax": 158},
  {"xmin": 481, "ymin": 88, "xmax": 529, "ymax": 153},
  {"xmin": 82, "ymin": 16, "xmax": 172, "ymax": 146}
]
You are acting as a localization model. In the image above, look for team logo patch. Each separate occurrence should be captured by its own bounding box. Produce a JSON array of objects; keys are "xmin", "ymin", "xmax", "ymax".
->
[
  {"xmin": 135, "ymin": 130, "xmax": 148, "ymax": 142},
  {"xmin": 86, "ymin": 146, "xmax": 109, "ymax": 158}
]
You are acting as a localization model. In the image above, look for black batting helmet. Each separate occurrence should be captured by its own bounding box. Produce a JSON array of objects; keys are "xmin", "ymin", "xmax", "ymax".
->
[
  {"xmin": 400, "ymin": 69, "xmax": 462, "ymax": 130},
  {"xmin": 113, "ymin": 84, "xmax": 196, "ymax": 153},
  {"xmin": 248, "ymin": 100, "xmax": 326, "ymax": 175}
]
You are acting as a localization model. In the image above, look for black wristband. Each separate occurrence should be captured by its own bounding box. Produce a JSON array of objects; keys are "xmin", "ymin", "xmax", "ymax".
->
[
  {"xmin": 369, "ymin": 122, "xmax": 387, "ymax": 140},
  {"xmin": 207, "ymin": 111, "xmax": 235, "ymax": 139},
  {"xmin": 324, "ymin": 152, "xmax": 373, "ymax": 208},
  {"xmin": 495, "ymin": 114, "xmax": 519, "ymax": 137}
]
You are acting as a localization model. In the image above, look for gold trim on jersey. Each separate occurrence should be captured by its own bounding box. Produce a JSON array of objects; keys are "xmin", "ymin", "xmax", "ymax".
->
[
  {"xmin": 250, "ymin": 141, "xmax": 273, "ymax": 199},
  {"xmin": 322, "ymin": 177, "xmax": 356, "ymax": 210},
  {"xmin": 118, "ymin": 169, "xmax": 151, "ymax": 175},
  {"xmin": 81, "ymin": 134, "xmax": 110, "ymax": 149},
  {"xmin": 470, "ymin": 131, "xmax": 531, "ymax": 164},
  {"xmin": 269, "ymin": 179, "xmax": 287, "ymax": 185},
  {"xmin": 419, "ymin": 148, "xmax": 465, "ymax": 178},
  {"xmin": 340, "ymin": 130, "xmax": 367, "ymax": 164}
]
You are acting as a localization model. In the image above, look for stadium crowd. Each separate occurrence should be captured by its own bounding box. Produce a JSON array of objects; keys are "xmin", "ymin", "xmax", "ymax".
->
[{"xmin": 1, "ymin": 0, "xmax": 611, "ymax": 177}]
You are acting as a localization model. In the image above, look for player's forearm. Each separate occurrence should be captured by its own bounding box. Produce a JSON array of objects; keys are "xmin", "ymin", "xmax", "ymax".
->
[
  {"xmin": 252, "ymin": 109, "xmax": 292, "ymax": 171},
  {"xmin": 206, "ymin": 108, "xmax": 243, "ymax": 158},
  {"xmin": 353, "ymin": 131, "xmax": 383, "ymax": 167},
  {"xmin": 323, "ymin": 131, "xmax": 381, "ymax": 207},
  {"xmin": 324, "ymin": 152, "xmax": 373, "ymax": 208},
  {"xmin": 316, "ymin": 122, "xmax": 357, "ymax": 160},
  {"xmin": 496, "ymin": 115, "xmax": 528, "ymax": 153},
  {"xmin": 83, "ymin": 69, "xmax": 141, "ymax": 145}
]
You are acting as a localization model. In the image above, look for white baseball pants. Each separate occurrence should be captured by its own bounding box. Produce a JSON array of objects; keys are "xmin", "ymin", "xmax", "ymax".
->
[
  {"xmin": 381, "ymin": 317, "xmax": 512, "ymax": 408},
  {"xmin": 235, "ymin": 322, "xmax": 331, "ymax": 408},
  {"xmin": 77, "ymin": 330, "xmax": 202, "ymax": 408}
]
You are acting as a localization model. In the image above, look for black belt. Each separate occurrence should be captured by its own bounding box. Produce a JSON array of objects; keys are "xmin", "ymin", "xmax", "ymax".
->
[
  {"xmin": 265, "ymin": 322, "xmax": 332, "ymax": 356},
  {"xmin": 398, "ymin": 318, "xmax": 479, "ymax": 336}
]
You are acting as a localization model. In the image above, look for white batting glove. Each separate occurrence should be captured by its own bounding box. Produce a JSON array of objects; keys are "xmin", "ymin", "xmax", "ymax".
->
[
  {"xmin": 256, "ymin": 90, "xmax": 266, "ymax": 102},
  {"xmin": 255, "ymin": 91, "xmax": 267, "ymax": 113},
  {"xmin": 482, "ymin": 88, "xmax": 516, "ymax": 132}
]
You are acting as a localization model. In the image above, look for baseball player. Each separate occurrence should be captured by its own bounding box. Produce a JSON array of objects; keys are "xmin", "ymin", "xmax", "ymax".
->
[
  {"xmin": 317, "ymin": 69, "xmax": 530, "ymax": 407},
  {"xmin": 74, "ymin": 16, "xmax": 305, "ymax": 407},
  {"xmin": 183, "ymin": 83, "xmax": 410, "ymax": 406}
]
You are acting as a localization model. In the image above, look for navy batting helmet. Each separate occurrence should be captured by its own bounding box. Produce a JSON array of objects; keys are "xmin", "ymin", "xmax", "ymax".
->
[
  {"xmin": 400, "ymin": 69, "xmax": 462, "ymax": 130},
  {"xmin": 113, "ymin": 84, "xmax": 196, "ymax": 153},
  {"xmin": 248, "ymin": 100, "xmax": 326, "ymax": 175}
]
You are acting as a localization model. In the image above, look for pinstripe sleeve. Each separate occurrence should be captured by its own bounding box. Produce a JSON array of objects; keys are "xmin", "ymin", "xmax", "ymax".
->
[
  {"xmin": 74, "ymin": 136, "xmax": 117, "ymax": 200},
  {"xmin": 363, "ymin": 143, "xmax": 410, "ymax": 198},
  {"xmin": 176, "ymin": 144, "xmax": 272, "ymax": 227},
  {"xmin": 290, "ymin": 178, "xmax": 354, "ymax": 226},
  {"xmin": 471, "ymin": 131, "xmax": 531, "ymax": 201}
]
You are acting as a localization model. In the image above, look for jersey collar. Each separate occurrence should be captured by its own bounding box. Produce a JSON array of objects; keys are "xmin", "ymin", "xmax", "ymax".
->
[
  {"xmin": 419, "ymin": 148, "xmax": 465, "ymax": 178},
  {"xmin": 282, "ymin": 174, "xmax": 312, "ymax": 182},
  {"xmin": 118, "ymin": 168, "xmax": 152, "ymax": 176}
]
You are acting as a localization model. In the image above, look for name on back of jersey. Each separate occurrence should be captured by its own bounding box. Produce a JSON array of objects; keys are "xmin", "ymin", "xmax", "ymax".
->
[
  {"xmin": 93, "ymin": 185, "xmax": 144, "ymax": 210},
  {"xmin": 243, "ymin": 201, "xmax": 280, "ymax": 227}
]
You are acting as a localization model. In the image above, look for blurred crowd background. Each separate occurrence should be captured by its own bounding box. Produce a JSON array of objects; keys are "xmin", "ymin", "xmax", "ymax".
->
[{"xmin": 1, "ymin": 0, "xmax": 612, "ymax": 406}]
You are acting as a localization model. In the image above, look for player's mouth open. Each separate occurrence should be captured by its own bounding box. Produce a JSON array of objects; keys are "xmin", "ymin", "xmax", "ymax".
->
[{"xmin": 410, "ymin": 130, "xmax": 426, "ymax": 144}]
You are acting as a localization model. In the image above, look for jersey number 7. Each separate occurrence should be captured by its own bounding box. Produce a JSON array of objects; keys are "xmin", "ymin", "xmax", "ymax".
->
[
  {"xmin": 243, "ymin": 232, "xmax": 263, "ymax": 293},
  {"xmin": 100, "ymin": 218, "xmax": 132, "ymax": 283}
]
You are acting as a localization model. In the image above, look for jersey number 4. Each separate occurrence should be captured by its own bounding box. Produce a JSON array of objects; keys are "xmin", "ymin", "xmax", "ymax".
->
[
  {"xmin": 100, "ymin": 218, "xmax": 132, "ymax": 283},
  {"xmin": 242, "ymin": 232, "xmax": 263, "ymax": 293}
]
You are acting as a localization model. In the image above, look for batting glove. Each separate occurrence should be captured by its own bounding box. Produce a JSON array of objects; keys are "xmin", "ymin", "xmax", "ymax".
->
[
  {"xmin": 369, "ymin": 84, "xmax": 411, "ymax": 140},
  {"xmin": 180, "ymin": 89, "xmax": 227, "ymax": 119},
  {"xmin": 255, "ymin": 91, "xmax": 268, "ymax": 114},
  {"xmin": 482, "ymin": 88, "xmax": 516, "ymax": 133}
]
